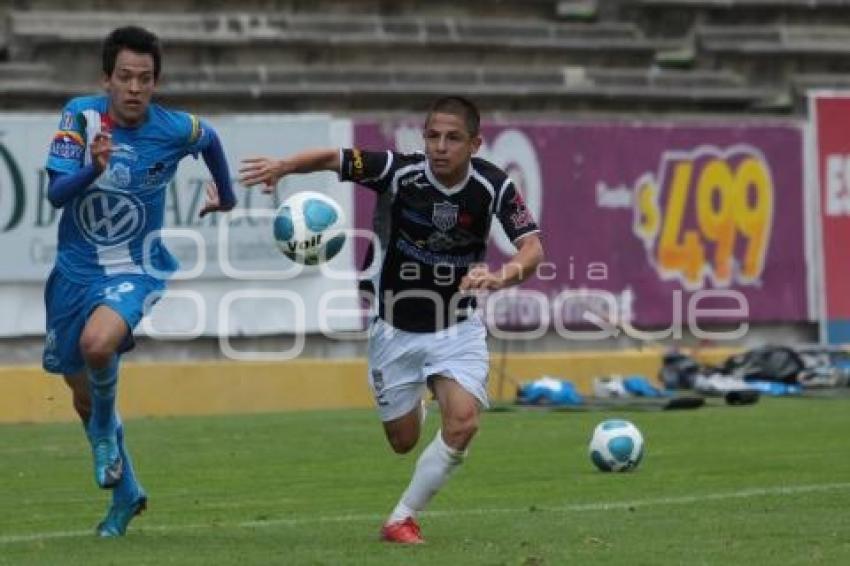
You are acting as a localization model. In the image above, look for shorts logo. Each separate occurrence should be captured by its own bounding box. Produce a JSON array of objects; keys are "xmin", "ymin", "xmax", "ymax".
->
[
  {"xmin": 432, "ymin": 201, "xmax": 459, "ymax": 232},
  {"xmin": 103, "ymin": 281, "xmax": 135, "ymax": 302},
  {"xmin": 372, "ymin": 369, "xmax": 389, "ymax": 406},
  {"xmin": 75, "ymin": 189, "xmax": 145, "ymax": 246},
  {"xmin": 43, "ymin": 328, "xmax": 60, "ymax": 370},
  {"xmin": 45, "ymin": 328, "xmax": 57, "ymax": 352},
  {"xmin": 372, "ymin": 369, "xmax": 385, "ymax": 392}
]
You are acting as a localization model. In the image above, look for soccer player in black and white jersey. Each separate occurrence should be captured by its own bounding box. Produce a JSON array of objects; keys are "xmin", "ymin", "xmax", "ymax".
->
[{"xmin": 240, "ymin": 96, "xmax": 543, "ymax": 544}]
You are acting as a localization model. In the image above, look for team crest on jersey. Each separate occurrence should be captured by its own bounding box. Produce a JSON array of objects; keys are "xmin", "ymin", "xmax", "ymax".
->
[
  {"xmin": 432, "ymin": 201, "xmax": 459, "ymax": 231},
  {"xmin": 102, "ymin": 162, "xmax": 132, "ymax": 189},
  {"xmin": 74, "ymin": 189, "xmax": 146, "ymax": 246}
]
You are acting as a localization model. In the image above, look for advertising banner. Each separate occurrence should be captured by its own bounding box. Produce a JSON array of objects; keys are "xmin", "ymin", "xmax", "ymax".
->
[
  {"xmin": 354, "ymin": 119, "xmax": 808, "ymax": 331},
  {"xmin": 0, "ymin": 113, "xmax": 358, "ymax": 337},
  {"xmin": 810, "ymin": 93, "xmax": 850, "ymax": 344}
]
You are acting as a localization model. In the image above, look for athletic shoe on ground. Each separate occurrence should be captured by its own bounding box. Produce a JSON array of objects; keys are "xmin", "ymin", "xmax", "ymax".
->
[
  {"xmin": 97, "ymin": 491, "xmax": 147, "ymax": 537},
  {"xmin": 380, "ymin": 517, "xmax": 424, "ymax": 544}
]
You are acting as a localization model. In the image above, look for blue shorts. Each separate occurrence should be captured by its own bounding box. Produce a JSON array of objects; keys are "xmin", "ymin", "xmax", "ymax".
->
[{"xmin": 42, "ymin": 269, "xmax": 166, "ymax": 375}]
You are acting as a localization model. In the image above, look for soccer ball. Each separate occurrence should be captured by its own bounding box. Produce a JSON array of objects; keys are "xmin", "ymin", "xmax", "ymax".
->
[
  {"xmin": 273, "ymin": 191, "xmax": 346, "ymax": 265},
  {"xmin": 588, "ymin": 419, "xmax": 644, "ymax": 472}
]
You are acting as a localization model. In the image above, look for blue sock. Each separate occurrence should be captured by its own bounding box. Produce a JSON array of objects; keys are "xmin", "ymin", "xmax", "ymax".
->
[
  {"xmin": 113, "ymin": 417, "xmax": 142, "ymax": 504},
  {"xmin": 88, "ymin": 354, "xmax": 119, "ymax": 437}
]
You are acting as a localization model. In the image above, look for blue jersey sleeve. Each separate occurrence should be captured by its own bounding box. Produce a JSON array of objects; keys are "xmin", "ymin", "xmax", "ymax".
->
[
  {"xmin": 46, "ymin": 100, "xmax": 88, "ymax": 174},
  {"xmin": 174, "ymin": 111, "xmax": 213, "ymax": 157}
]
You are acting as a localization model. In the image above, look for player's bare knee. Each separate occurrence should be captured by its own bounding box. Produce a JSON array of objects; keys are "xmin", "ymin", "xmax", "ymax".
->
[
  {"xmin": 388, "ymin": 430, "xmax": 419, "ymax": 454},
  {"xmin": 443, "ymin": 412, "xmax": 479, "ymax": 448},
  {"xmin": 79, "ymin": 332, "xmax": 115, "ymax": 367}
]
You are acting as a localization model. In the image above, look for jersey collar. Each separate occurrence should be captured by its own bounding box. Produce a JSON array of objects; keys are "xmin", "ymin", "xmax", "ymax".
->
[{"xmin": 425, "ymin": 161, "xmax": 472, "ymax": 196}]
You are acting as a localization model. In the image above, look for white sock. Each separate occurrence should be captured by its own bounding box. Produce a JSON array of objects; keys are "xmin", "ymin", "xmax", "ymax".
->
[{"xmin": 387, "ymin": 430, "xmax": 466, "ymax": 524}]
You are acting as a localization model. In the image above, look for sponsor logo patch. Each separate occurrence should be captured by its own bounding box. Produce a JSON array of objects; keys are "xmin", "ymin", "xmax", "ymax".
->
[
  {"xmin": 75, "ymin": 189, "xmax": 145, "ymax": 246},
  {"xmin": 351, "ymin": 148, "xmax": 365, "ymax": 179},
  {"xmin": 49, "ymin": 131, "xmax": 85, "ymax": 160},
  {"xmin": 60, "ymin": 111, "xmax": 75, "ymax": 130}
]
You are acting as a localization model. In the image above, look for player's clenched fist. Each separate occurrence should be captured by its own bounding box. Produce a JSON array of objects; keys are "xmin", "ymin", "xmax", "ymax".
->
[
  {"xmin": 90, "ymin": 132, "xmax": 112, "ymax": 172},
  {"xmin": 459, "ymin": 265, "xmax": 505, "ymax": 292}
]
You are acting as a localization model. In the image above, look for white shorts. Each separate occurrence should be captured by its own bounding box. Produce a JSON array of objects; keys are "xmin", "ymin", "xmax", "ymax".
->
[{"xmin": 367, "ymin": 314, "xmax": 490, "ymax": 422}]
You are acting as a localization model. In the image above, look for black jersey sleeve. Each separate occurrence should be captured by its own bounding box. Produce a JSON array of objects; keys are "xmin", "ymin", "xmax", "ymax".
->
[
  {"xmin": 495, "ymin": 180, "xmax": 540, "ymax": 243},
  {"xmin": 339, "ymin": 148, "xmax": 395, "ymax": 193}
]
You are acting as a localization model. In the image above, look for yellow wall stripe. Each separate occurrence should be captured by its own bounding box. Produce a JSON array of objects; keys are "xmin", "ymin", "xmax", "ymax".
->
[{"xmin": 0, "ymin": 349, "xmax": 740, "ymax": 424}]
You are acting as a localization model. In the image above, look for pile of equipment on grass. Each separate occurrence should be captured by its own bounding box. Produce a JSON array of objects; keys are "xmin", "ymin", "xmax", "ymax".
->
[
  {"xmin": 512, "ymin": 345, "xmax": 850, "ymax": 410},
  {"xmin": 660, "ymin": 344, "xmax": 850, "ymax": 398}
]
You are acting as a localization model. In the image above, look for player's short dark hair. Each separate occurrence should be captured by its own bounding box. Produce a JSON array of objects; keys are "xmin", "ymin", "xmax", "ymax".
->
[
  {"xmin": 102, "ymin": 26, "xmax": 162, "ymax": 79},
  {"xmin": 426, "ymin": 96, "xmax": 481, "ymax": 137}
]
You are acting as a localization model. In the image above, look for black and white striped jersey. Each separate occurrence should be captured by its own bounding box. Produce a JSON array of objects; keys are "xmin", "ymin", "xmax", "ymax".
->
[{"xmin": 340, "ymin": 148, "xmax": 540, "ymax": 333}]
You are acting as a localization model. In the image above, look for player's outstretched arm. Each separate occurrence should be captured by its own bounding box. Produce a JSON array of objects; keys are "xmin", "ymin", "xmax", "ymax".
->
[
  {"xmin": 460, "ymin": 233, "xmax": 544, "ymax": 292},
  {"xmin": 198, "ymin": 125, "xmax": 237, "ymax": 218},
  {"xmin": 239, "ymin": 149, "xmax": 341, "ymax": 194}
]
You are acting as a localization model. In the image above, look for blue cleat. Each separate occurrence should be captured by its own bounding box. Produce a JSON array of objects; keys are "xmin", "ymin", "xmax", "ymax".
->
[
  {"xmin": 91, "ymin": 434, "xmax": 123, "ymax": 489},
  {"xmin": 97, "ymin": 491, "xmax": 147, "ymax": 538}
]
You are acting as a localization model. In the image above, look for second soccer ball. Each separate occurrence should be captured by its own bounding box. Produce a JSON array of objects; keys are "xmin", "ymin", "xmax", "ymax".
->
[{"xmin": 588, "ymin": 419, "xmax": 645, "ymax": 472}]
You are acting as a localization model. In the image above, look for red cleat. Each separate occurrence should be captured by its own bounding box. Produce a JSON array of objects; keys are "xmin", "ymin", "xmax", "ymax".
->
[{"xmin": 380, "ymin": 517, "xmax": 424, "ymax": 544}]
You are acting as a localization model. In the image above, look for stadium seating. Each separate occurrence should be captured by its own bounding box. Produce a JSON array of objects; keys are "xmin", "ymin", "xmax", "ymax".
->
[
  {"xmin": 157, "ymin": 63, "xmax": 769, "ymax": 103},
  {"xmin": 8, "ymin": 11, "xmax": 659, "ymax": 56},
  {"xmin": 699, "ymin": 24, "xmax": 850, "ymax": 55},
  {"xmin": 2, "ymin": 0, "xmax": 850, "ymax": 113},
  {"xmin": 639, "ymin": 0, "xmax": 850, "ymax": 9},
  {"xmin": 0, "ymin": 62, "xmax": 54, "ymax": 92}
]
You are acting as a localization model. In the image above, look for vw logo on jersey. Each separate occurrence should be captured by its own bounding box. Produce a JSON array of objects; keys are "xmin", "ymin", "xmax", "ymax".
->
[
  {"xmin": 75, "ymin": 189, "xmax": 146, "ymax": 246},
  {"xmin": 432, "ymin": 201, "xmax": 459, "ymax": 232}
]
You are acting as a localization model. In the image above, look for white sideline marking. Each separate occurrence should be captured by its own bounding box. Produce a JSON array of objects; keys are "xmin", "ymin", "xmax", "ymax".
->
[{"xmin": 2, "ymin": 481, "xmax": 849, "ymax": 544}]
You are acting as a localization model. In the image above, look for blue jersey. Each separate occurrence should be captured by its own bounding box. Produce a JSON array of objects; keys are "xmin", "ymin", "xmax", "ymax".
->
[{"xmin": 46, "ymin": 95, "xmax": 211, "ymax": 282}]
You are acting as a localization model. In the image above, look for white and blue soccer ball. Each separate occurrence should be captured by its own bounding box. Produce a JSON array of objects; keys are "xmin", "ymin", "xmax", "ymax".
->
[
  {"xmin": 273, "ymin": 191, "xmax": 346, "ymax": 265},
  {"xmin": 589, "ymin": 419, "xmax": 644, "ymax": 472}
]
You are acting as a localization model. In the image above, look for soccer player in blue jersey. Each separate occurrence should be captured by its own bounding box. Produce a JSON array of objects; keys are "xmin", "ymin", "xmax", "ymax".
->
[{"xmin": 42, "ymin": 26, "xmax": 236, "ymax": 537}]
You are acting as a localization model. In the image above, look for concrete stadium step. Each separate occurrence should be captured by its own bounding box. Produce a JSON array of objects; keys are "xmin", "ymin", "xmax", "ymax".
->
[
  {"xmin": 699, "ymin": 24, "xmax": 850, "ymax": 55},
  {"xmin": 0, "ymin": 60, "xmax": 772, "ymax": 109},
  {"xmin": 9, "ymin": 10, "xmax": 659, "ymax": 54}
]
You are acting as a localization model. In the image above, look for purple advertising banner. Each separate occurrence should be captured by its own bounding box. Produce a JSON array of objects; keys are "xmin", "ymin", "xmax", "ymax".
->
[{"xmin": 354, "ymin": 120, "xmax": 807, "ymax": 329}]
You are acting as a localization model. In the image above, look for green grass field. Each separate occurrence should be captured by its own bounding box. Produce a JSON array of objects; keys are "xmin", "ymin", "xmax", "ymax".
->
[{"xmin": 1, "ymin": 397, "xmax": 849, "ymax": 565}]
